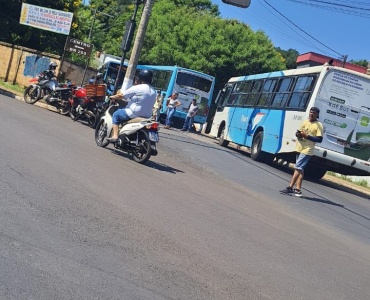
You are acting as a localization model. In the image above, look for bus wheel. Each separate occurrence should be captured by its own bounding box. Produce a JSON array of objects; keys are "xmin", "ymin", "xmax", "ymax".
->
[
  {"xmin": 304, "ymin": 164, "xmax": 327, "ymax": 180},
  {"xmin": 251, "ymin": 132, "xmax": 273, "ymax": 163},
  {"xmin": 219, "ymin": 126, "xmax": 229, "ymax": 147}
]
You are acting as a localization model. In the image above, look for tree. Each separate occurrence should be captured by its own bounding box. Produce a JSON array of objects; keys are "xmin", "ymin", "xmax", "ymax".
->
[
  {"xmin": 275, "ymin": 47, "xmax": 299, "ymax": 69},
  {"xmin": 0, "ymin": 0, "xmax": 82, "ymax": 55},
  {"xmin": 140, "ymin": 0, "xmax": 285, "ymax": 90},
  {"xmin": 349, "ymin": 59, "xmax": 369, "ymax": 68}
]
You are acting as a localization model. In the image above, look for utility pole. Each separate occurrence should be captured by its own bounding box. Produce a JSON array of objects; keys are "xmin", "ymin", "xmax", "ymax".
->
[
  {"xmin": 342, "ymin": 55, "xmax": 348, "ymax": 68},
  {"xmin": 121, "ymin": 0, "xmax": 155, "ymax": 91},
  {"xmin": 113, "ymin": 0, "xmax": 140, "ymax": 94},
  {"xmin": 81, "ymin": 9, "xmax": 114, "ymax": 85}
]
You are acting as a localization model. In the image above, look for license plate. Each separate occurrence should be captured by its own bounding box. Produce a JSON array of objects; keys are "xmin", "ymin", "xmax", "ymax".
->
[{"xmin": 149, "ymin": 131, "xmax": 159, "ymax": 142}]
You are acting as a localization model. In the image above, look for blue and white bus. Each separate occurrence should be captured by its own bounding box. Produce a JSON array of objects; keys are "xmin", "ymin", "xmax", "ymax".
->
[
  {"xmin": 210, "ymin": 65, "xmax": 370, "ymax": 179},
  {"xmin": 99, "ymin": 59, "xmax": 215, "ymax": 126}
]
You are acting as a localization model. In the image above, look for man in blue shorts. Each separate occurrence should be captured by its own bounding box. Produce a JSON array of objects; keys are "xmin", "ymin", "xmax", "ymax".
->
[
  {"xmin": 280, "ymin": 107, "xmax": 323, "ymax": 197},
  {"xmin": 107, "ymin": 69, "xmax": 156, "ymax": 143}
]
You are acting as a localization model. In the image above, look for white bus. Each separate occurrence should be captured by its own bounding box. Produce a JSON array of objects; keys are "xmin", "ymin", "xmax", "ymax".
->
[{"xmin": 210, "ymin": 64, "xmax": 370, "ymax": 179}]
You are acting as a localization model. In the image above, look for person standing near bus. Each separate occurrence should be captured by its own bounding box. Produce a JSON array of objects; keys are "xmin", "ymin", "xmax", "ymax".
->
[
  {"xmin": 280, "ymin": 107, "xmax": 323, "ymax": 197},
  {"xmin": 164, "ymin": 92, "xmax": 181, "ymax": 129},
  {"xmin": 152, "ymin": 90, "xmax": 163, "ymax": 122},
  {"xmin": 181, "ymin": 99, "xmax": 198, "ymax": 132}
]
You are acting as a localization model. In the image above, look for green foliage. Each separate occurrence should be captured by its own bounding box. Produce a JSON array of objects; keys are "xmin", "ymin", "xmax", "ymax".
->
[
  {"xmin": 0, "ymin": 0, "xmax": 83, "ymax": 55},
  {"xmin": 275, "ymin": 47, "xmax": 299, "ymax": 69},
  {"xmin": 140, "ymin": 0, "xmax": 284, "ymax": 91},
  {"xmin": 349, "ymin": 59, "xmax": 369, "ymax": 68},
  {"xmin": 0, "ymin": 0, "xmax": 287, "ymax": 91},
  {"xmin": 356, "ymin": 179, "xmax": 368, "ymax": 187}
]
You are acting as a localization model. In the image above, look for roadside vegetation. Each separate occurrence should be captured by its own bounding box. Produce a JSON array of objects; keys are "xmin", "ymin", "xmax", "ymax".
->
[
  {"xmin": 0, "ymin": 80, "xmax": 24, "ymax": 95},
  {"xmin": 326, "ymin": 171, "xmax": 369, "ymax": 189}
]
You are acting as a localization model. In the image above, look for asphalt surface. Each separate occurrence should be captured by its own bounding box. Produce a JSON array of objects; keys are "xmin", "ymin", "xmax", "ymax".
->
[{"xmin": 1, "ymin": 87, "xmax": 370, "ymax": 299}]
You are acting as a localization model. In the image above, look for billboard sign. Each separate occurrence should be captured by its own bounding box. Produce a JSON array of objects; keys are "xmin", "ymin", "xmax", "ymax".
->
[{"xmin": 20, "ymin": 3, "xmax": 73, "ymax": 35}]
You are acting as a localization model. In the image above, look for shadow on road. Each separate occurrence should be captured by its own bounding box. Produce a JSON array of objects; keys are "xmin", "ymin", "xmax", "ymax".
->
[{"xmin": 109, "ymin": 148, "xmax": 184, "ymax": 174}]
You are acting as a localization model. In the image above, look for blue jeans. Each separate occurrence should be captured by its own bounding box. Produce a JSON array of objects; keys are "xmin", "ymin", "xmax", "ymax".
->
[
  {"xmin": 182, "ymin": 116, "xmax": 194, "ymax": 131},
  {"xmin": 112, "ymin": 108, "xmax": 131, "ymax": 125},
  {"xmin": 165, "ymin": 108, "xmax": 176, "ymax": 127}
]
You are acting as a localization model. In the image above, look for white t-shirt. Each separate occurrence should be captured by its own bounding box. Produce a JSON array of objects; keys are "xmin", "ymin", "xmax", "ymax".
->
[{"xmin": 121, "ymin": 83, "xmax": 156, "ymax": 118}]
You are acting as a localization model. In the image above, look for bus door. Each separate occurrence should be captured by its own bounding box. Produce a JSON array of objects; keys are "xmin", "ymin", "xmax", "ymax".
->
[
  {"xmin": 227, "ymin": 82, "xmax": 255, "ymax": 146},
  {"xmin": 229, "ymin": 80, "xmax": 262, "ymax": 146}
]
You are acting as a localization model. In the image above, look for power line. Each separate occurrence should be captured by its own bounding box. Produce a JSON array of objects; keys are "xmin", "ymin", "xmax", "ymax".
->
[
  {"xmin": 258, "ymin": 0, "xmax": 334, "ymax": 56},
  {"xmin": 262, "ymin": 0, "xmax": 344, "ymax": 57}
]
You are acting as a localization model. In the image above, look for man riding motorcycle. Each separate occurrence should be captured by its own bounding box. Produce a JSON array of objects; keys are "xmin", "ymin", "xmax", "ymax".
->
[
  {"xmin": 107, "ymin": 69, "xmax": 156, "ymax": 143},
  {"xmin": 43, "ymin": 62, "xmax": 58, "ymax": 80}
]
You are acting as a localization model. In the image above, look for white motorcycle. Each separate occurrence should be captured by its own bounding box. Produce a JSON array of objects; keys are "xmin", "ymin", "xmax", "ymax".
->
[{"xmin": 95, "ymin": 100, "xmax": 159, "ymax": 164}]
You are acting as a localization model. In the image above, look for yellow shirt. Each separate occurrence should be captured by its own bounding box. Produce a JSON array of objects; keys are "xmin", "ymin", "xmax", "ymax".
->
[{"xmin": 295, "ymin": 119, "xmax": 323, "ymax": 155}]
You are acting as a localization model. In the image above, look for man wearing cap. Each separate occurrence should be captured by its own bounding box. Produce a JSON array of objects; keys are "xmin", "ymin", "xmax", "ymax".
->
[{"xmin": 281, "ymin": 107, "xmax": 323, "ymax": 197}]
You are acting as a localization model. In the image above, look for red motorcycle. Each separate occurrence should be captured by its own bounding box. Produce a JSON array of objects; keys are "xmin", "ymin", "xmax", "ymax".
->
[{"xmin": 69, "ymin": 84, "xmax": 107, "ymax": 128}]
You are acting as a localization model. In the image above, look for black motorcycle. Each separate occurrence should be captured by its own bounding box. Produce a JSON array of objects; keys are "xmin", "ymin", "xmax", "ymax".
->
[{"xmin": 24, "ymin": 72, "xmax": 72, "ymax": 115}]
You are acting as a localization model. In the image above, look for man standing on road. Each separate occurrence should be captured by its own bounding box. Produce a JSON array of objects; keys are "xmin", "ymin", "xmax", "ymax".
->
[{"xmin": 280, "ymin": 107, "xmax": 323, "ymax": 197}]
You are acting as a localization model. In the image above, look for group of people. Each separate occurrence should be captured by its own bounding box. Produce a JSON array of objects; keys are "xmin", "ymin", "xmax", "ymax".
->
[
  {"xmin": 152, "ymin": 91, "xmax": 200, "ymax": 132},
  {"xmin": 82, "ymin": 66, "xmax": 323, "ymax": 198}
]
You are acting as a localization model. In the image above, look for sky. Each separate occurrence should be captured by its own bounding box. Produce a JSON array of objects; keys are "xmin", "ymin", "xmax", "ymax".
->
[{"xmin": 211, "ymin": 0, "xmax": 370, "ymax": 62}]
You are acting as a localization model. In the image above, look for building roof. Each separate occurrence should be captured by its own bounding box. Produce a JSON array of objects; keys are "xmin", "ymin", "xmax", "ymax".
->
[{"xmin": 296, "ymin": 52, "xmax": 367, "ymax": 74}]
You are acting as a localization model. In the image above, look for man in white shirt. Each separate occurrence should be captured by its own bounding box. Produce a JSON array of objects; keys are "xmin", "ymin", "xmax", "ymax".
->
[{"xmin": 107, "ymin": 70, "xmax": 156, "ymax": 143}]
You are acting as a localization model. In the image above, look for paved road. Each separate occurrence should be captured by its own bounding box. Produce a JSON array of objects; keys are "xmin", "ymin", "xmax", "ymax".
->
[{"xmin": 1, "ymin": 94, "xmax": 370, "ymax": 299}]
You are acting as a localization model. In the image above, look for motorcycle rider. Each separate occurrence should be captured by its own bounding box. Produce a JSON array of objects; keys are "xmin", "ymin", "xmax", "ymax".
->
[
  {"xmin": 43, "ymin": 62, "xmax": 58, "ymax": 80},
  {"xmin": 41, "ymin": 62, "xmax": 58, "ymax": 102},
  {"xmin": 107, "ymin": 69, "xmax": 156, "ymax": 143}
]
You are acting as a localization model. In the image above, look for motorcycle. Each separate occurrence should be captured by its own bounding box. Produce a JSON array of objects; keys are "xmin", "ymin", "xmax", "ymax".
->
[
  {"xmin": 69, "ymin": 83, "xmax": 109, "ymax": 128},
  {"xmin": 23, "ymin": 72, "xmax": 71, "ymax": 115},
  {"xmin": 95, "ymin": 100, "xmax": 159, "ymax": 164},
  {"xmin": 68, "ymin": 86, "xmax": 100, "ymax": 128}
]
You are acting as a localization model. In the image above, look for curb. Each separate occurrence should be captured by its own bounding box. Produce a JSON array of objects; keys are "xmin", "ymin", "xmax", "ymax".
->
[{"xmin": 0, "ymin": 87, "xmax": 58, "ymax": 113}]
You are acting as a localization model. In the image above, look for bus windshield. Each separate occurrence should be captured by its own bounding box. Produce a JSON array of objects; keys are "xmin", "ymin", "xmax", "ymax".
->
[{"xmin": 176, "ymin": 71, "xmax": 213, "ymax": 93}]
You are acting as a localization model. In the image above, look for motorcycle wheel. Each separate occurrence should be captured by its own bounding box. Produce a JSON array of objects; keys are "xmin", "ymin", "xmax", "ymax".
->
[
  {"xmin": 58, "ymin": 102, "xmax": 70, "ymax": 115},
  {"xmin": 95, "ymin": 119, "xmax": 110, "ymax": 148},
  {"xmin": 86, "ymin": 110, "xmax": 97, "ymax": 128},
  {"xmin": 69, "ymin": 106, "xmax": 77, "ymax": 120},
  {"xmin": 24, "ymin": 86, "xmax": 40, "ymax": 104},
  {"xmin": 132, "ymin": 130, "xmax": 152, "ymax": 164}
]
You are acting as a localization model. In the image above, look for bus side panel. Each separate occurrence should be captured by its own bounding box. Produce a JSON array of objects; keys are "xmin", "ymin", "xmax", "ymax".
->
[
  {"xmin": 209, "ymin": 107, "xmax": 233, "ymax": 139},
  {"xmin": 245, "ymin": 109, "xmax": 285, "ymax": 154},
  {"xmin": 279, "ymin": 111, "xmax": 307, "ymax": 153}
]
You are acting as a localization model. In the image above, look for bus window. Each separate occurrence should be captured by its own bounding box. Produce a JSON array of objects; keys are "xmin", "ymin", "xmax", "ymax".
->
[
  {"xmin": 235, "ymin": 81, "xmax": 253, "ymax": 106},
  {"xmin": 226, "ymin": 84, "xmax": 239, "ymax": 105},
  {"xmin": 271, "ymin": 77, "xmax": 294, "ymax": 108},
  {"xmin": 287, "ymin": 75, "xmax": 316, "ymax": 109},
  {"xmin": 245, "ymin": 80, "xmax": 263, "ymax": 106},
  {"xmin": 176, "ymin": 72, "xmax": 212, "ymax": 93},
  {"xmin": 151, "ymin": 70, "xmax": 172, "ymax": 91},
  {"xmin": 218, "ymin": 84, "xmax": 233, "ymax": 108},
  {"xmin": 257, "ymin": 79, "xmax": 277, "ymax": 107}
]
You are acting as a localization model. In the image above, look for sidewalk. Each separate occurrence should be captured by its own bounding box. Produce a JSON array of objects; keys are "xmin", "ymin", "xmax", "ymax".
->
[{"xmin": 0, "ymin": 86, "xmax": 58, "ymax": 112}]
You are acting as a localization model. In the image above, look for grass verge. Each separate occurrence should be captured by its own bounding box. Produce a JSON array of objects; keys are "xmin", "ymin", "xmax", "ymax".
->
[{"xmin": 0, "ymin": 80, "xmax": 24, "ymax": 95}]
